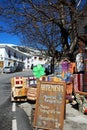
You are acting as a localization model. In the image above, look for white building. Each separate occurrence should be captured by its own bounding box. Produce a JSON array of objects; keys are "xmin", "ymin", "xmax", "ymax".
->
[
  {"xmin": 0, "ymin": 44, "xmax": 50, "ymax": 71},
  {"xmin": 0, "ymin": 44, "xmax": 30, "ymax": 70}
]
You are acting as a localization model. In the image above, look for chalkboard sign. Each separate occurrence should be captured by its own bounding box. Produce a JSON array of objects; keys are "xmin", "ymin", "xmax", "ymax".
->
[{"xmin": 33, "ymin": 80, "xmax": 66, "ymax": 130}]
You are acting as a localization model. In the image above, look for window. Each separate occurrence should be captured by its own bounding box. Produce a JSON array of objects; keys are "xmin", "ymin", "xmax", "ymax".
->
[
  {"xmin": 14, "ymin": 52, "xmax": 16, "ymax": 58},
  {"xmin": 8, "ymin": 62, "xmax": 10, "ymax": 66},
  {"xmin": 34, "ymin": 57, "xmax": 37, "ymax": 59},
  {"xmin": 21, "ymin": 56, "xmax": 23, "ymax": 61},
  {"xmin": 39, "ymin": 57, "xmax": 43, "ymax": 60},
  {"xmin": 27, "ymin": 65, "xmax": 29, "ymax": 68},
  {"xmin": 27, "ymin": 57, "xmax": 29, "ymax": 60},
  {"xmin": 27, "ymin": 57, "xmax": 30, "ymax": 63},
  {"xmin": 8, "ymin": 50, "xmax": 11, "ymax": 58}
]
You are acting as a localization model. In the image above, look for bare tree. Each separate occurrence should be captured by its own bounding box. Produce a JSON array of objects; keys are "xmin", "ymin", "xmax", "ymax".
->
[{"xmin": 0, "ymin": 0, "xmax": 86, "ymax": 72}]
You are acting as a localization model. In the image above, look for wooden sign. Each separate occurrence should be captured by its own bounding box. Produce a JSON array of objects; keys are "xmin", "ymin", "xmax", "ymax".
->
[{"xmin": 33, "ymin": 80, "xmax": 66, "ymax": 130}]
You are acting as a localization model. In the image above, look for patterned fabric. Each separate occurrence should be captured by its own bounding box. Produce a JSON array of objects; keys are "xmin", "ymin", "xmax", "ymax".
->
[
  {"xmin": 76, "ymin": 53, "xmax": 85, "ymax": 72},
  {"xmin": 75, "ymin": 94, "xmax": 87, "ymax": 114},
  {"xmin": 84, "ymin": 59, "xmax": 87, "ymax": 72},
  {"xmin": 61, "ymin": 61, "xmax": 69, "ymax": 72},
  {"xmin": 73, "ymin": 74, "xmax": 83, "ymax": 92}
]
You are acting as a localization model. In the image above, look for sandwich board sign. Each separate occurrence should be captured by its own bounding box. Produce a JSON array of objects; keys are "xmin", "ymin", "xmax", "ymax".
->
[{"xmin": 33, "ymin": 80, "xmax": 66, "ymax": 130}]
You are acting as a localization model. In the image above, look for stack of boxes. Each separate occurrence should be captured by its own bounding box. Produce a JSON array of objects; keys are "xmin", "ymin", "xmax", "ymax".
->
[
  {"xmin": 26, "ymin": 76, "xmax": 37, "ymax": 101},
  {"xmin": 11, "ymin": 77, "xmax": 28, "ymax": 100}
]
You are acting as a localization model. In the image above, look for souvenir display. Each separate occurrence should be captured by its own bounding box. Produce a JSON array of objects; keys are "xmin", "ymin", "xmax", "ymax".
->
[{"xmin": 76, "ymin": 53, "xmax": 84, "ymax": 73}]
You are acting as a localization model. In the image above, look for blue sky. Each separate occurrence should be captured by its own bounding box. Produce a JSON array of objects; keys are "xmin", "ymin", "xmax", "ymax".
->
[
  {"xmin": 0, "ymin": 0, "xmax": 86, "ymax": 46},
  {"xmin": 0, "ymin": 32, "xmax": 22, "ymax": 45}
]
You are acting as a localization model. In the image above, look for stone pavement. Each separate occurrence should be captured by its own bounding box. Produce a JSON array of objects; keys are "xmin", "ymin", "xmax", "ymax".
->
[
  {"xmin": 64, "ymin": 103, "xmax": 87, "ymax": 130},
  {"xmin": 19, "ymin": 102, "xmax": 87, "ymax": 130}
]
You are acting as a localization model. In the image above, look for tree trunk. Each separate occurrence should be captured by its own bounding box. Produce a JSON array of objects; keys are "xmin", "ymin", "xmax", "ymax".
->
[{"xmin": 51, "ymin": 57, "xmax": 55, "ymax": 74}]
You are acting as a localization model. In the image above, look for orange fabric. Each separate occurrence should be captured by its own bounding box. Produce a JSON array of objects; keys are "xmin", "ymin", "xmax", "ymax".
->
[
  {"xmin": 62, "ymin": 71, "xmax": 65, "ymax": 78},
  {"xmin": 66, "ymin": 83, "xmax": 73, "ymax": 94},
  {"xmin": 69, "ymin": 62, "xmax": 76, "ymax": 74}
]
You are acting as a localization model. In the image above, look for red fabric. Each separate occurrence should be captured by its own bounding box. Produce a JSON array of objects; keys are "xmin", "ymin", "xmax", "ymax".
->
[
  {"xmin": 84, "ymin": 109, "xmax": 87, "ymax": 114},
  {"xmin": 74, "ymin": 74, "xmax": 83, "ymax": 92}
]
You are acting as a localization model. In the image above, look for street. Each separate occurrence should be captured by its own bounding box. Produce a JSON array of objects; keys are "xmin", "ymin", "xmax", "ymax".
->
[
  {"xmin": 0, "ymin": 69, "xmax": 33, "ymax": 130},
  {"xmin": 0, "ymin": 69, "xmax": 87, "ymax": 130}
]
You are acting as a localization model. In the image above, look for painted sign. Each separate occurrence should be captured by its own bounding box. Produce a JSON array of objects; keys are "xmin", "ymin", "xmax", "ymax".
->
[{"xmin": 33, "ymin": 80, "xmax": 66, "ymax": 130}]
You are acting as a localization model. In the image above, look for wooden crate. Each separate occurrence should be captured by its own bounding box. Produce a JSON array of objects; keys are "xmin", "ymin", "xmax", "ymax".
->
[
  {"xmin": 27, "ymin": 87, "xmax": 37, "ymax": 100},
  {"xmin": 12, "ymin": 87, "xmax": 28, "ymax": 97},
  {"xmin": 11, "ymin": 77, "xmax": 28, "ymax": 99}
]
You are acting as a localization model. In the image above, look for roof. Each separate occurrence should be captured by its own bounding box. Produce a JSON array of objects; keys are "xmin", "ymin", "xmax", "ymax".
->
[{"xmin": 0, "ymin": 44, "xmax": 29, "ymax": 56}]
